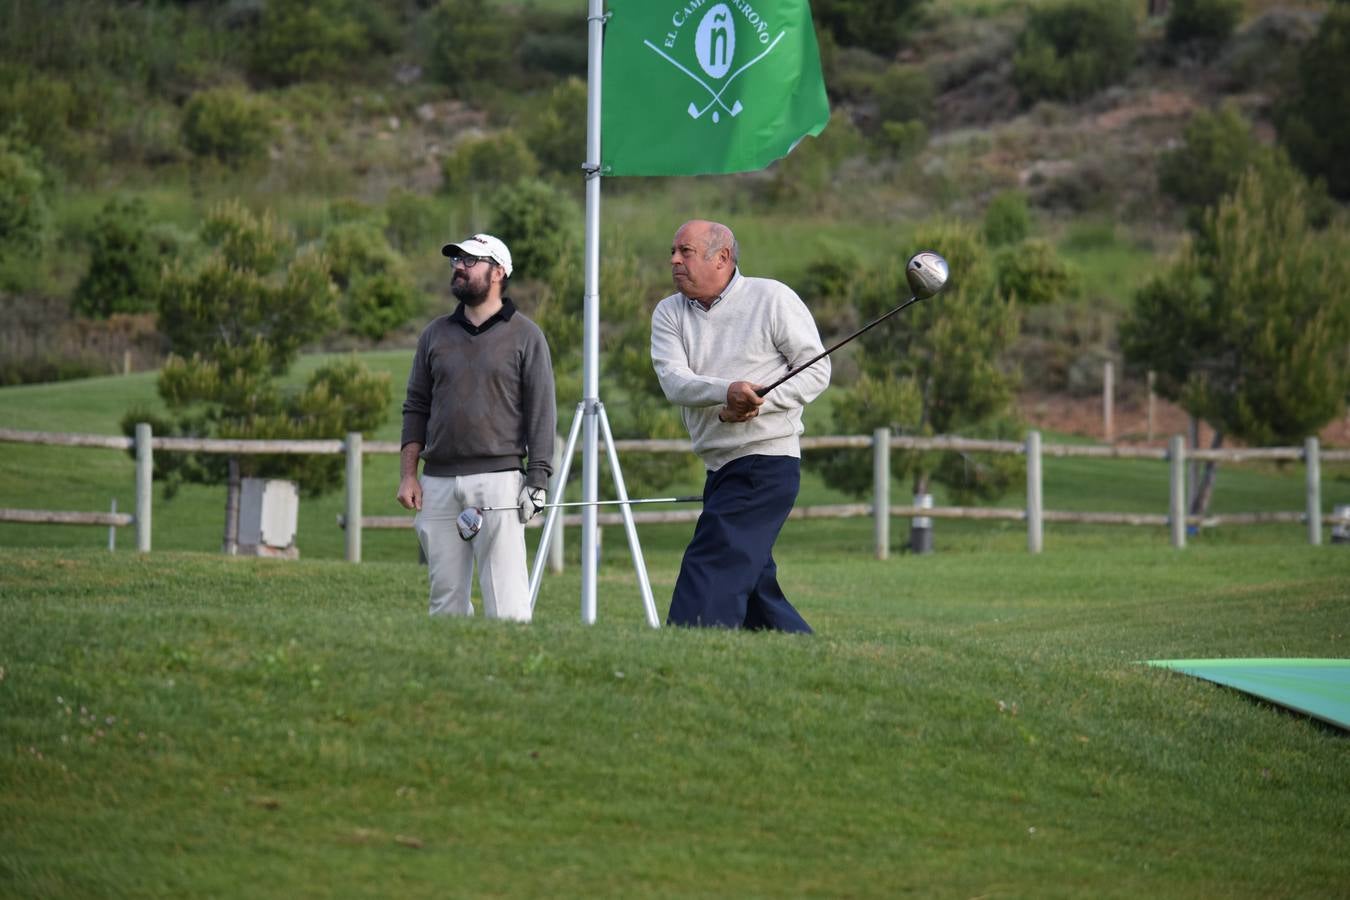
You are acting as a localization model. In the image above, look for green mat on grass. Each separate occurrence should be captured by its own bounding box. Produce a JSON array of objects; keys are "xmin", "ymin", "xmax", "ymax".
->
[{"xmin": 1147, "ymin": 659, "xmax": 1350, "ymax": 731}]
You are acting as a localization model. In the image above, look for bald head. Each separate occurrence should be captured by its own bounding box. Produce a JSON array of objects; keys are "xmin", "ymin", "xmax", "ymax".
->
[{"xmin": 670, "ymin": 220, "xmax": 739, "ymax": 303}]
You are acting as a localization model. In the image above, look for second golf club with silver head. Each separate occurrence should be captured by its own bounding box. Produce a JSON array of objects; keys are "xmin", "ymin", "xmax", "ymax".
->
[{"xmin": 456, "ymin": 495, "xmax": 702, "ymax": 541}]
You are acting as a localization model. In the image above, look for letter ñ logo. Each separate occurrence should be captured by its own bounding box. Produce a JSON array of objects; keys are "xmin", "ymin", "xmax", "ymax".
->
[
  {"xmin": 695, "ymin": 5, "xmax": 735, "ymax": 80},
  {"xmin": 643, "ymin": 2, "xmax": 787, "ymax": 124}
]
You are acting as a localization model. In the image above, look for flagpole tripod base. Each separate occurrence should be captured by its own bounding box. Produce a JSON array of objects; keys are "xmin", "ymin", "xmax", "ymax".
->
[{"xmin": 528, "ymin": 400, "xmax": 661, "ymax": 628}]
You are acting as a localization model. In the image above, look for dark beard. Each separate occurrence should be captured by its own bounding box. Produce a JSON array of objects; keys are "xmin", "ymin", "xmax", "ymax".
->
[{"xmin": 451, "ymin": 274, "xmax": 489, "ymax": 306}]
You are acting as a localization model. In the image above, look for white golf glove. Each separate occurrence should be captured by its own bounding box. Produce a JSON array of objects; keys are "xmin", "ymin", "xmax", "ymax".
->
[{"xmin": 518, "ymin": 485, "xmax": 546, "ymax": 524}]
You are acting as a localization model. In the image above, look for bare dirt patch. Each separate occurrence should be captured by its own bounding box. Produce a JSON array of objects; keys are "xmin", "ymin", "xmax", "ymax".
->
[{"xmin": 1019, "ymin": 391, "xmax": 1350, "ymax": 449}]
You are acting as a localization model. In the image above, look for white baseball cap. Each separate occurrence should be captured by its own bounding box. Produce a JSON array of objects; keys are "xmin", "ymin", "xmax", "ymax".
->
[{"xmin": 441, "ymin": 232, "xmax": 513, "ymax": 277}]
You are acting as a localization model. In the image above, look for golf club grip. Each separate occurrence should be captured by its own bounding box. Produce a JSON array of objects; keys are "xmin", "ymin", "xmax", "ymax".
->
[{"xmin": 755, "ymin": 295, "xmax": 921, "ymax": 397}]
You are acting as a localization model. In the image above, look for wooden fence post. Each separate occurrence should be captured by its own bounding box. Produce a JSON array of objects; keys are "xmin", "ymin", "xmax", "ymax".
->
[
  {"xmin": 345, "ymin": 432, "xmax": 362, "ymax": 563},
  {"xmin": 1146, "ymin": 370, "xmax": 1156, "ymax": 442},
  {"xmin": 873, "ymin": 427, "xmax": 890, "ymax": 560},
  {"xmin": 1169, "ymin": 434, "xmax": 1186, "ymax": 549},
  {"xmin": 135, "ymin": 422, "xmax": 152, "ymax": 553},
  {"xmin": 1027, "ymin": 430, "xmax": 1043, "ymax": 554},
  {"xmin": 108, "ymin": 498, "xmax": 117, "ymax": 552},
  {"xmin": 1305, "ymin": 436, "xmax": 1321, "ymax": 546}
]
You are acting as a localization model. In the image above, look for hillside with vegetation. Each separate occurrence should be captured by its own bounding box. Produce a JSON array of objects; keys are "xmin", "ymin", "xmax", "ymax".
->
[{"xmin": 2, "ymin": 0, "xmax": 1347, "ymax": 504}]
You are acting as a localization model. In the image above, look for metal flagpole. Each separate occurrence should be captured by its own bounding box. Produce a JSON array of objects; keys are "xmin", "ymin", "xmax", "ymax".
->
[
  {"xmin": 544, "ymin": 0, "xmax": 659, "ymax": 626},
  {"xmin": 581, "ymin": 0, "xmax": 604, "ymax": 624}
]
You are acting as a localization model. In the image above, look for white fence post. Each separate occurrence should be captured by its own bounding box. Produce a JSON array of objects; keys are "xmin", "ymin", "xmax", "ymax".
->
[
  {"xmin": 345, "ymin": 432, "xmax": 362, "ymax": 563},
  {"xmin": 223, "ymin": 458, "xmax": 240, "ymax": 556},
  {"xmin": 873, "ymin": 427, "xmax": 890, "ymax": 560},
  {"xmin": 1026, "ymin": 430, "xmax": 1043, "ymax": 554},
  {"xmin": 135, "ymin": 422, "xmax": 152, "ymax": 553},
  {"xmin": 1305, "ymin": 436, "xmax": 1321, "ymax": 546},
  {"xmin": 1103, "ymin": 360, "xmax": 1114, "ymax": 444},
  {"xmin": 1169, "ymin": 434, "xmax": 1186, "ymax": 549},
  {"xmin": 108, "ymin": 498, "xmax": 117, "ymax": 552}
]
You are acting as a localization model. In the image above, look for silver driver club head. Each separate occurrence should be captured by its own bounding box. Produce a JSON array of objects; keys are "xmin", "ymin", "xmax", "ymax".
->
[
  {"xmin": 905, "ymin": 250, "xmax": 949, "ymax": 300},
  {"xmin": 456, "ymin": 507, "xmax": 484, "ymax": 541}
]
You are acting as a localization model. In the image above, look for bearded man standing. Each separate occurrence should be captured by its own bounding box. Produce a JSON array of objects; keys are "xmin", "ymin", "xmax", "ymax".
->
[{"xmin": 397, "ymin": 233, "xmax": 556, "ymax": 622}]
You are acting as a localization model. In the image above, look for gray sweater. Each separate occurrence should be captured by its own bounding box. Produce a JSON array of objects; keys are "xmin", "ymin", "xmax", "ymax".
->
[
  {"xmin": 401, "ymin": 301, "xmax": 556, "ymax": 489},
  {"xmin": 651, "ymin": 273, "xmax": 830, "ymax": 470}
]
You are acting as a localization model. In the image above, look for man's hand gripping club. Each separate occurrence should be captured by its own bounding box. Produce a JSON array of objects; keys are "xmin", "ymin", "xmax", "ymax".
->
[
  {"xmin": 718, "ymin": 380, "xmax": 764, "ymax": 423},
  {"xmin": 518, "ymin": 485, "xmax": 546, "ymax": 524}
]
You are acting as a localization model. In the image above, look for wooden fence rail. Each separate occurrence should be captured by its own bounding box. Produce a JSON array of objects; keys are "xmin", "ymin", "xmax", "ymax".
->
[{"xmin": 2, "ymin": 426, "xmax": 1348, "ymax": 562}]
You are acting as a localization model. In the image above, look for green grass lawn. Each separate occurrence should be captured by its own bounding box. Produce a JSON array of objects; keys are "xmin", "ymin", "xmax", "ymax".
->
[
  {"xmin": 4, "ymin": 364, "xmax": 1349, "ymax": 896},
  {"xmin": 2, "ymin": 541, "xmax": 1347, "ymax": 898}
]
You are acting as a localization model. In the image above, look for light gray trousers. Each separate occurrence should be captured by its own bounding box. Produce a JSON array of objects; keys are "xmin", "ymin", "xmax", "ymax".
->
[{"xmin": 415, "ymin": 471, "xmax": 530, "ymax": 621}]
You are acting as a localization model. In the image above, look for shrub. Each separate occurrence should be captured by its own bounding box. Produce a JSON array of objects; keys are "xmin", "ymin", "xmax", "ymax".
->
[
  {"xmin": 427, "ymin": 0, "xmax": 520, "ymax": 94},
  {"xmin": 1158, "ymin": 104, "xmax": 1274, "ymax": 228},
  {"xmin": 249, "ymin": 0, "xmax": 375, "ymax": 85},
  {"xmin": 488, "ymin": 179, "xmax": 580, "ymax": 284},
  {"xmin": 821, "ymin": 44, "xmax": 887, "ymax": 104},
  {"xmin": 519, "ymin": 18, "xmax": 587, "ymax": 80},
  {"xmin": 875, "ymin": 65, "xmax": 934, "ymax": 127},
  {"xmin": 798, "ymin": 249, "xmax": 863, "ymax": 338},
  {"xmin": 323, "ymin": 221, "xmax": 403, "ymax": 292},
  {"xmin": 441, "ymin": 131, "xmax": 540, "ymax": 195},
  {"xmin": 345, "ymin": 272, "xmax": 422, "ymax": 342},
  {"xmin": 812, "ymin": 0, "xmax": 924, "ymax": 55},
  {"xmin": 199, "ymin": 200, "xmax": 292, "ymax": 273},
  {"xmin": 982, "ymin": 190, "xmax": 1031, "ymax": 246},
  {"xmin": 1166, "ymin": 0, "xmax": 1243, "ymax": 49},
  {"xmin": 1276, "ymin": 6, "xmax": 1350, "ymax": 200},
  {"xmin": 1012, "ymin": 0, "xmax": 1137, "ymax": 104},
  {"xmin": 0, "ymin": 354, "xmax": 103, "ymax": 387},
  {"xmin": 809, "ymin": 220, "xmax": 1022, "ymax": 503},
  {"xmin": 0, "ymin": 137, "xmax": 48, "ymax": 262},
  {"xmin": 181, "ymin": 87, "xmax": 274, "ymax": 167},
  {"xmin": 323, "ymin": 220, "xmax": 422, "ymax": 341},
  {"xmin": 520, "ymin": 78, "xmax": 587, "ymax": 177},
  {"xmin": 877, "ymin": 120, "xmax": 928, "ymax": 160},
  {"xmin": 383, "ymin": 189, "xmax": 444, "ymax": 254},
  {"xmin": 0, "ymin": 68, "xmax": 101, "ymax": 169},
  {"xmin": 74, "ymin": 197, "xmax": 177, "ymax": 318},
  {"xmin": 994, "ymin": 239, "xmax": 1078, "ymax": 306},
  {"xmin": 760, "ymin": 110, "xmax": 864, "ymax": 209}
]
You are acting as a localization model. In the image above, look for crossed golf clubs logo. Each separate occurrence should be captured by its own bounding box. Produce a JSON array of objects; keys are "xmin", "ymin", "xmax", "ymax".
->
[{"xmin": 644, "ymin": 30, "xmax": 785, "ymax": 123}]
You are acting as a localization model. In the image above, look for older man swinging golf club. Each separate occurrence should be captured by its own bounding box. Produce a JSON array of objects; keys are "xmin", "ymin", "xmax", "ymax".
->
[{"xmin": 651, "ymin": 219, "xmax": 947, "ymax": 633}]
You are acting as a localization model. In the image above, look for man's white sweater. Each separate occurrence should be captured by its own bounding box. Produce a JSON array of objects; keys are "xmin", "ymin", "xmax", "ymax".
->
[{"xmin": 651, "ymin": 272, "xmax": 830, "ymax": 471}]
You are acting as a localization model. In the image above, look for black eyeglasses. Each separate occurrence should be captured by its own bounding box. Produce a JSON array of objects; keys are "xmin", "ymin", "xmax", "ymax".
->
[{"xmin": 448, "ymin": 255, "xmax": 493, "ymax": 269}]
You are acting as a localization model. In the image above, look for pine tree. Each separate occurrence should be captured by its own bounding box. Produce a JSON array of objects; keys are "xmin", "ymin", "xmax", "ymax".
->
[
  {"xmin": 1122, "ymin": 158, "xmax": 1350, "ymax": 514},
  {"xmin": 124, "ymin": 202, "xmax": 389, "ymax": 502},
  {"xmin": 810, "ymin": 222, "xmax": 1024, "ymax": 521}
]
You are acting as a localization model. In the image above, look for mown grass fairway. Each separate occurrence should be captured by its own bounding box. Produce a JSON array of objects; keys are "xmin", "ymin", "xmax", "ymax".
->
[
  {"xmin": 2, "ymin": 540, "xmax": 1347, "ymax": 898},
  {"xmin": 4, "ymin": 361, "xmax": 1349, "ymax": 896}
]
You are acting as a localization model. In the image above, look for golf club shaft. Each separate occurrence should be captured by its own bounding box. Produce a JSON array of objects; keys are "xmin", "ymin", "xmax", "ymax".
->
[
  {"xmin": 755, "ymin": 293, "xmax": 924, "ymax": 397},
  {"xmin": 478, "ymin": 495, "xmax": 701, "ymax": 513}
]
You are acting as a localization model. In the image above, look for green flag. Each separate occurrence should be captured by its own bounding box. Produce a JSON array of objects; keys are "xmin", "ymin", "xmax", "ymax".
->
[{"xmin": 601, "ymin": 0, "xmax": 830, "ymax": 176}]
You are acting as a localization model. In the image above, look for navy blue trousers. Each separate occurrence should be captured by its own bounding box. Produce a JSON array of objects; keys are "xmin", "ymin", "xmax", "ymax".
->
[{"xmin": 667, "ymin": 454, "xmax": 813, "ymax": 633}]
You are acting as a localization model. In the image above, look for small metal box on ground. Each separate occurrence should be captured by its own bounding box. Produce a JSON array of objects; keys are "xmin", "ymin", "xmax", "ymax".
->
[
  {"xmin": 1331, "ymin": 505, "xmax": 1350, "ymax": 545},
  {"xmin": 238, "ymin": 478, "xmax": 300, "ymax": 558}
]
